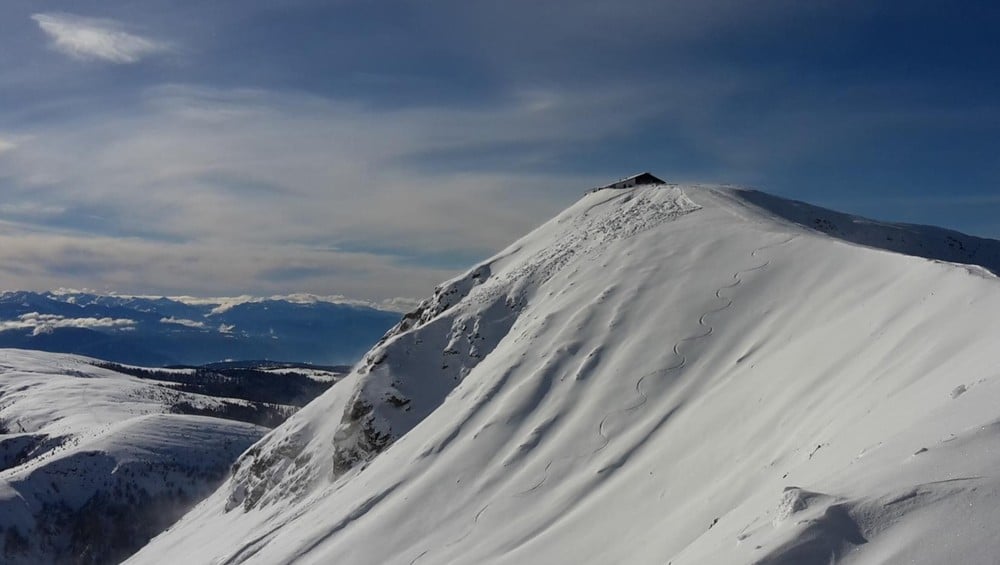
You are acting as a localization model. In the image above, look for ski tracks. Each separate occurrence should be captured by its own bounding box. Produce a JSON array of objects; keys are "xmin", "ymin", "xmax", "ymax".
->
[
  {"xmin": 406, "ymin": 235, "xmax": 796, "ymax": 564},
  {"xmin": 592, "ymin": 235, "xmax": 796, "ymax": 456},
  {"xmin": 408, "ymin": 504, "xmax": 491, "ymax": 564}
]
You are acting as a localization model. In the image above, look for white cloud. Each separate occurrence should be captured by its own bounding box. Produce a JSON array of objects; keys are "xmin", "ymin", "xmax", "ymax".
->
[
  {"xmin": 377, "ymin": 297, "xmax": 424, "ymax": 313},
  {"xmin": 31, "ymin": 13, "xmax": 170, "ymax": 64},
  {"xmin": 159, "ymin": 316, "xmax": 206, "ymax": 329},
  {"xmin": 286, "ymin": 294, "xmax": 423, "ymax": 314},
  {"xmin": 51, "ymin": 291, "xmax": 416, "ymax": 314},
  {"xmin": 189, "ymin": 293, "xmax": 418, "ymax": 315},
  {"xmin": 0, "ymin": 84, "xmax": 640, "ymax": 299},
  {"xmin": 0, "ymin": 85, "xmax": 637, "ymax": 251},
  {"xmin": 0, "ymin": 227, "xmax": 455, "ymax": 306},
  {"xmin": 0, "ymin": 312, "xmax": 135, "ymax": 335},
  {"xmin": 217, "ymin": 323, "xmax": 235, "ymax": 334},
  {"xmin": 0, "ymin": 138, "xmax": 16, "ymax": 154},
  {"xmin": 0, "ymin": 77, "xmax": 760, "ymax": 300},
  {"xmin": 160, "ymin": 295, "xmax": 252, "ymax": 308},
  {"xmin": 0, "ymin": 202, "xmax": 65, "ymax": 218}
]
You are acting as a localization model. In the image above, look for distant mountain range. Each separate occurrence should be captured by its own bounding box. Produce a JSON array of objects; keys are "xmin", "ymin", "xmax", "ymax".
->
[{"xmin": 0, "ymin": 291, "xmax": 403, "ymax": 366}]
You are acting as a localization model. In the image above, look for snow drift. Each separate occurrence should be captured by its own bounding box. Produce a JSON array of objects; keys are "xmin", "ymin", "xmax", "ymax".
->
[{"xmin": 129, "ymin": 183, "xmax": 1000, "ymax": 565}]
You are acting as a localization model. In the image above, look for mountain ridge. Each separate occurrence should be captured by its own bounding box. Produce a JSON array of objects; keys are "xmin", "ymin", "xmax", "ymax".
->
[{"xmin": 716, "ymin": 186, "xmax": 1000, "ymax": 276}]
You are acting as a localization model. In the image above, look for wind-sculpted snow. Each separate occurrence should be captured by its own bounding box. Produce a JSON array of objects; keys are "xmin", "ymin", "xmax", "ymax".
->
[
  {"xmin": 130, "ymin": 184, "xmax": 1000, "ymax": 565},
  {"xmin": 728, "ymin": 188, "xmax": 1000, "ymax": 276},
  {"xmin": 224, "ymin": 186, "xmax": 702, "ymax": 511}
]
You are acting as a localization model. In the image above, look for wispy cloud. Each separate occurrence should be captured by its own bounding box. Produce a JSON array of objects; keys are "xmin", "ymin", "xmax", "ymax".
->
[
  {"xmin": 0, "ymin": 84, "xmax": 624, "ymax": 299},
  {"xmin": 173, "ymin": 293, "xmax": 423, "ymax": 314},
  {"xmin": 31, "ymin": 12, "xmax": 170, "ymax": 64},
  {"xmin": 159, "ymin": 316, "xmax": 207, "ymax": 329},
  {"xmin": 1, "ymin": 1, "xmax": 995, "ymax": 302},
  {"xmin": 0, "ymin": 225, "xmax": 457, "ymax": 305},
  {"xmin": 0, "ymin": 312, "xmax": 135, "ymax": 336}
]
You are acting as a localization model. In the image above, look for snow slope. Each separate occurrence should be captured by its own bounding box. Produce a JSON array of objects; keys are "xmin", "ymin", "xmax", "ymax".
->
[
  {"xmin": 130, "ymin": 183, "xmax": 1000, "ymax": 565},
  {"xmin": 0, "ymin": 350, "xmax": 267, "ymax": 564}
]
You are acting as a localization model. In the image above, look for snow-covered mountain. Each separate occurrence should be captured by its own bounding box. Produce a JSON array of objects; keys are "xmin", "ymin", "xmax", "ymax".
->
[
  {"xmin": 129, "ymin": 183, "xmax": 1000, "ymax": 564},
  {"xmin": 0, "ymin": 293, "xmax": 401, "ymax": 366},
  {"xmin": 0, "ymin": 350, "xmax": 341, "ymax": 564}
]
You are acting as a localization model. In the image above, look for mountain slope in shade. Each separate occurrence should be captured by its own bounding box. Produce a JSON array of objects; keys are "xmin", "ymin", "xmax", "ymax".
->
[{"xmin": 129, "ymin": 184, "xmax": 1000, "ymax": 565}]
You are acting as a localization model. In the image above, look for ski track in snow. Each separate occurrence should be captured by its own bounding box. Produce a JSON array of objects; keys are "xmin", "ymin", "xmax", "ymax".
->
[
  {"xmin": 580, "ymin": 189, "xmax": 636, "ymax": 217},
  {"xmin": 581, "ymin": 234, "xmax": 795, "ymax": 477},
  {"xmin": 283, "ymin": 484, "xmax": 402, "ymax": 565},
  {"xmin": 407, "ymin": 234, "xmax": 797, "ymax": 564}
]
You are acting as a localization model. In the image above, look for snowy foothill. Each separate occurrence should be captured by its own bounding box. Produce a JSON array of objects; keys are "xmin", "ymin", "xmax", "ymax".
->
[
  {"xmin": 80, "ymin": 182, "xmax": 1000, "ymax": 563},
  {"xmin": 0, "ymin": 350, "xmax": 318, "ymax": 564}
]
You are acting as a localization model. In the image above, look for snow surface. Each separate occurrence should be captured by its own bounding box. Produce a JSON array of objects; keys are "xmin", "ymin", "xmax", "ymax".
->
[
  {"xmin": 129, "ymin": 184, "xmax": 1000, "ymax": 564},
  {"xmin": 0, "ymin": 350, "xmax": 267, "ymax": 563},
  {"xmin": 259, "ymin": 367, "xmax": 346, "ymax": 383}
]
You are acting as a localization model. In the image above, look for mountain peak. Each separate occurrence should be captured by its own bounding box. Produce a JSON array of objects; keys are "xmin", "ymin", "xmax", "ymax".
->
[{"xmin": 129, "ymin": 183, "xmax": 1000, "ymax": 565}]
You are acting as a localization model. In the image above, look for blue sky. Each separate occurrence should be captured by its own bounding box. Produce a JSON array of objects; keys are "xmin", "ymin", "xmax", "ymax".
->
[{"xmin": 0, "ymin": 1, "xmax": 998, "ymax": 302}]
